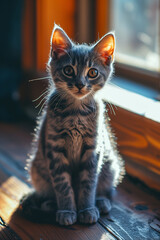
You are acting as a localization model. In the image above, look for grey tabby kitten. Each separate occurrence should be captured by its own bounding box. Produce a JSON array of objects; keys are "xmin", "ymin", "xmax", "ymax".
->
[{"xmin": 20, "ymin": 25, "xmax": 124, "ymax": 226}]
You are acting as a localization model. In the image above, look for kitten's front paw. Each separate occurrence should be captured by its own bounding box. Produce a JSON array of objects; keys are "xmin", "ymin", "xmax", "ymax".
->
[
  {"xmin": 78, "ymin": 207, "xmax": 99, "ymax": 224},
  {"xmin": 96, "ymin": 197, "xmax": 111, "ymax": 214},
  {"xmin": 56, "ymin": 210, "xmax": 77, "ymax": 225}
]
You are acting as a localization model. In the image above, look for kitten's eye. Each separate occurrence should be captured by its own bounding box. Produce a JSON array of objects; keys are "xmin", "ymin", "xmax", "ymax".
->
[
  {"xmin": 63, "ymin": 65, "xmax": 74, "ymax": 77},
  {"xmin": 88, "ymin": 68, "xmax": 98, "ymax": 78}
]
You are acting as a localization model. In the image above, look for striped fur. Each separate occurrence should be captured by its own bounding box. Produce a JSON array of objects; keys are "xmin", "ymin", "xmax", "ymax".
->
[{"xmin": 20, "ymin": 26, "xmax": 125, "ymax": 226}]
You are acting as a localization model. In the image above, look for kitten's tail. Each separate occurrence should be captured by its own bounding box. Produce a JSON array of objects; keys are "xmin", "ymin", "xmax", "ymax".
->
[{"xmin": 17, "ymin": 192, "xmax": 57, "ymax": 224}]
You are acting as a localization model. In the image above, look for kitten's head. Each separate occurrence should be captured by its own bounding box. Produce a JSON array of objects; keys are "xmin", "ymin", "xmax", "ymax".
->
[{"xmin": 48, "ymin": 24, "xmax": 115, "ymax": 100}]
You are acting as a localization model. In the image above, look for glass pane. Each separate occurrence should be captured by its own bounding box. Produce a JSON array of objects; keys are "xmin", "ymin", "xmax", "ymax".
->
[{"xmin": 111, "ymin": 0, "xmax": 160, "ymax": 72}]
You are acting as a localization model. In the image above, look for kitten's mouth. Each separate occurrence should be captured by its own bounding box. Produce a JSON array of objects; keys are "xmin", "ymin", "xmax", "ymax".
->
[
  {"xmin": 71, "ymin": 89, "xmax": 90, "ymax": 99},
  {"xmin": 76, "ymin": 92, "xmax": 85, "ymax": 97},
  {"xmin": 77, "ymin": 90, "xmax": 83, "ymax": 94}
]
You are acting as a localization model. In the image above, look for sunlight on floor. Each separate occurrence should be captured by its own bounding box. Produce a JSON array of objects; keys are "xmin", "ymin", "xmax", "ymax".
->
[
  {"xmin": 100, "ymin": 232, "xmax": 114, "ymax": 240},
  {"xmin": 0, "ymin": 176, "xmax": 30, "ymax": 221}
]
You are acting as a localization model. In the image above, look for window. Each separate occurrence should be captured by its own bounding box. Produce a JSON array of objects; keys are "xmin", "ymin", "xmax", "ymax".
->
[
  {"xmin": 111, "ymin": 0, "xmax": 160, "ymax": 73},
  {"xmin": 95, "ymin": 0, "xmax": 160, "ymax": 191}
]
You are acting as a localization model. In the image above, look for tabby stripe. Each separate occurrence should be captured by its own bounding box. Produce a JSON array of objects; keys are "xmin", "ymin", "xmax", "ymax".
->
[
  {"xmin": 88, "ymin": 58, "xmax": 92, "ymax": 68},
  {"xmin": 55, "ymin": 102, "xmax": 73, "ymax": 112},
  {"xmin": 48, "ymin": 132, "xmax": 67, "ymax": 141},
  {"xmin": 52, "ymin": 146, "xmax": 67, "ymax": 158},
  {"xmin": 49, "ymin": 157, "xmax": 61, "ymax": 169},
  {"xmin": 72, "ymin": 56, "xmax": 76, "ymax": 66},
  {"xmin": 79, "ymin": 158, "xmax": 96, "ymax": 172},
  {"xmin": 49, "ymin": 93, "xmax": 67, "ymax": 108},
  {"xmin": 55, "ymin": 182, "xmax": 71, "ymax": 196},
  {"xmin": 84, "ymin": 132, "xmax": 97, "ymax": 138},
  {"xmin": 50, "ymin": 127, "xmax": 66, "ymax": 134},
  {"xmin": 51, "ymin": 164, "xmax": 71, "ymax": 177},
  {"xmin": 36, "ymin": 167, "xmax": 51, "ymax": 182},
  {"xmin": 54, "ymin": 78, "xmax": 63, "ymax": 83},
  {"xmin": 47, "ymin": 142, "xmax": 66, "ymax": 155},
  {"xmin": 81, "ymin": 144, "xmax": 95, "ymax": 158},
  {"xmin": 54, "ymin": 176, "xmax": 65, "ymax": 183},
  {"xmin": 83, "ymin": 103, "xmax": 95, "ymax": 112},
  {"xmin": 80, "ymin": 180, "xmax": 93, "ymax": 191},
  {"xmin": 63, "ymin": 186, "xmax": 71, "ymax": 196},
  {"xmin": 47, "ymin": 151, "xmax": 54, "ymax": 160},
  {"xmin": 54, "ymin": 108, "xmax": 93, "ymax": 118}
]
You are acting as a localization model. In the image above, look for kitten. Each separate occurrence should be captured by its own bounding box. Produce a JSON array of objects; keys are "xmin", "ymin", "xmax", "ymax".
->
[{"xmin": 19, "ymin": 24, "xmax": 124, "ymax": 225}]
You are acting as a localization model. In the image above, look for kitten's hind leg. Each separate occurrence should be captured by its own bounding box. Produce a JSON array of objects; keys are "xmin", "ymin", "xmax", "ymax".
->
[
  {"xmin": 18, "ymin": 191, "xmax": 57, "ymax": 223},
  {"xmin": 96, "ymin": 159, "xmax": 117, "ymax": 215},
  {"xmin": 96, "ymin": 197, "xmax": 111, "ymax": 215}
]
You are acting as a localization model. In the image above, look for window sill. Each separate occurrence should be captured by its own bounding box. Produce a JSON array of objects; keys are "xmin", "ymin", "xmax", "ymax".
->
[
  {"xmin": 104, "ymin": 78, "xmax": 160, "ymax": 123},
  {"xmin": 101, "ymin": 79, "xmax": 160, "ymax": 191}
]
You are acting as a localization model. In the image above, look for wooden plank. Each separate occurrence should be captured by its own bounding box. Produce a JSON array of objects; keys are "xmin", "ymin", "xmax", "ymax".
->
[
  {"xmin": 99, "ymin": 176, "xmax": 160, "ymax": 240},
  {"xmin": 0, "ymin": 176, "xmax": 115, "ymax": 240},
  {"xmin": 0, "ymin": 177, "xmax": 30, "ymax": 222},
  {"xmin": 108, "ymin": 106, "xmax": 160, "ymax": 191},
  {"xmin": 0, "ymin": 216, "xmax": 21, "ymax": 240},
  {"xmin": 9, "ymin": 214, "xmax": 115, "ymax": 240}
]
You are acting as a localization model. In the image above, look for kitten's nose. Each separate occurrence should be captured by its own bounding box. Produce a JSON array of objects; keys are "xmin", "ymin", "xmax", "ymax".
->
[{"xmin": 75, "ymin": 83, "xmax": 85, "ymax": 90}]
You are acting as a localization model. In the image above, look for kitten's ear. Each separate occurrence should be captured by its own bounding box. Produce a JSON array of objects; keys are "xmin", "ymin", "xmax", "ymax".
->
[
  {"xmin": 93, "ymin": 33, "xmax": 115, "ymax": 64},
  {"xmin": 51, "ymin": 24, "xmax": 72, "ymax": 58}
]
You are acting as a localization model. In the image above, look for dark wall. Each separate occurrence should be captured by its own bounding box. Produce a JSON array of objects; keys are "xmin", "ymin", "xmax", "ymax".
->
[{"xmin": 0, "ymin": 0, "xmax": 24, "ymax": 121}]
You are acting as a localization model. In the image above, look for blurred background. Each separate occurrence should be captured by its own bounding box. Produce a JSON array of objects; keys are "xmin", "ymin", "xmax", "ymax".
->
[{"xmin": 0, "ymin": 0, "xmax": 159, "ymax": 122}]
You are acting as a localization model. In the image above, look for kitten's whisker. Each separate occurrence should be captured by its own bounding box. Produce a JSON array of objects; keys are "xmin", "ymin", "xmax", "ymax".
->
[
  {"xmin": 108, "ymin": 100, "xmax": 117, "ymax": 112},
  {"xmin": 38, "ymin": 99, "xmax": 48, "ymax": 115},
  {"xmin": 106, "ymin": 102, "xmax": 112, "ymax": 114},
  {"xmin": 54, "ymin": 95, "xmax": 63, "ymax": 111},
  {"xmin": 53, "ymin": 90, "xmax": 69, "ymax": 111},
  {"xmin": 32, "ymin": 89, "xmax": 50, "ymax": 102},
  {"xmin": 29, "ymin": 76, "xmax": 50, "ymax": 82},
  {"xmin": 112, "ymin": 103, "xmax": 117, "ymax": 110},
  {"xmin": 35, "ymin": 95, "xmax": 48, "ymax": 109},
  {"xmin": 50, "ymin": 89, "xmax": 68, "ymax": 112},
  {"xmin": 50, "ymin": 92, "xmax": 61, "ymax": 109},
  {"xmin": 107, "ymin": 102, "xmax": 116, "ymax": 115},
  {"xmin": 110, "ymin": 103, "xmax": 115, "ymax": 115}
]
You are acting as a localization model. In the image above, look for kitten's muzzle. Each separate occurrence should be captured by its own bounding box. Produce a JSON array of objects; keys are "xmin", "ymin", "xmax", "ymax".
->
[{"xmin": 75, "ymin": 82, "xmax": 85, "ymax": 90}]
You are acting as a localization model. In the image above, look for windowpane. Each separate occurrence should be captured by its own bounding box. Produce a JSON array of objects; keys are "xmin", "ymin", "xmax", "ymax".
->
[{"xmin": 111, "ymin": 0, "xmax": 160, "ymax": 72}]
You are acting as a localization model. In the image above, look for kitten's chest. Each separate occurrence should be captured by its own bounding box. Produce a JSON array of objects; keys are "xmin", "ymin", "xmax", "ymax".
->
[
  {"xmin": 67, "ymin": 116, "xmax": 88, "ymax": 134},
  {"xmin": 65, "ymin": 117, "xmax": 87, "ymax": 160}
]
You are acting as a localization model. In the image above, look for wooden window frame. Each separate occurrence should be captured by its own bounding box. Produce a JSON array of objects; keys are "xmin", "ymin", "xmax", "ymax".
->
[
  {"xmin": 96, "ymin": 0, "xmax": 160, "ymax": 89},
  {"xmin": 96, "ymin": 0, "xmax": 160, "ymax": 191}
]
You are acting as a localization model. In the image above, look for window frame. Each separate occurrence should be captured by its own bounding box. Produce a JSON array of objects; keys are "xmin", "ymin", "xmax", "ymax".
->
[
  {"xmin": 96, "ymin": 0, "xmax": 160, "ymax": 90},
  {"xmin": 95, "ymin": 0, "xmax": 160, "ymax": 191}
]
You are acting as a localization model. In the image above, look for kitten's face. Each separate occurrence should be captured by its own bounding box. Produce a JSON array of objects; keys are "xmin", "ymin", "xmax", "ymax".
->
[{"xmin": 49, "ymin": 25, "xmax": 115, "ymax": 100}]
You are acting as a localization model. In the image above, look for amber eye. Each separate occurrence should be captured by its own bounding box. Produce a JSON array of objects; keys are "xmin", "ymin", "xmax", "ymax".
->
[
  {"xmin": 87, "ymin": 68, "xmax": 98, "ymax": 78},
  {"xmin": 63, "ymin": 65, "xmax": 74, "ymax": 77}
]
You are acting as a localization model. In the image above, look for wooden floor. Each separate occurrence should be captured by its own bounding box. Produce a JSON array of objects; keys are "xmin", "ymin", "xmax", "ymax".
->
[{"xmin": 0, "ymin": 122, "xmax": 160, "ymax": 240}]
